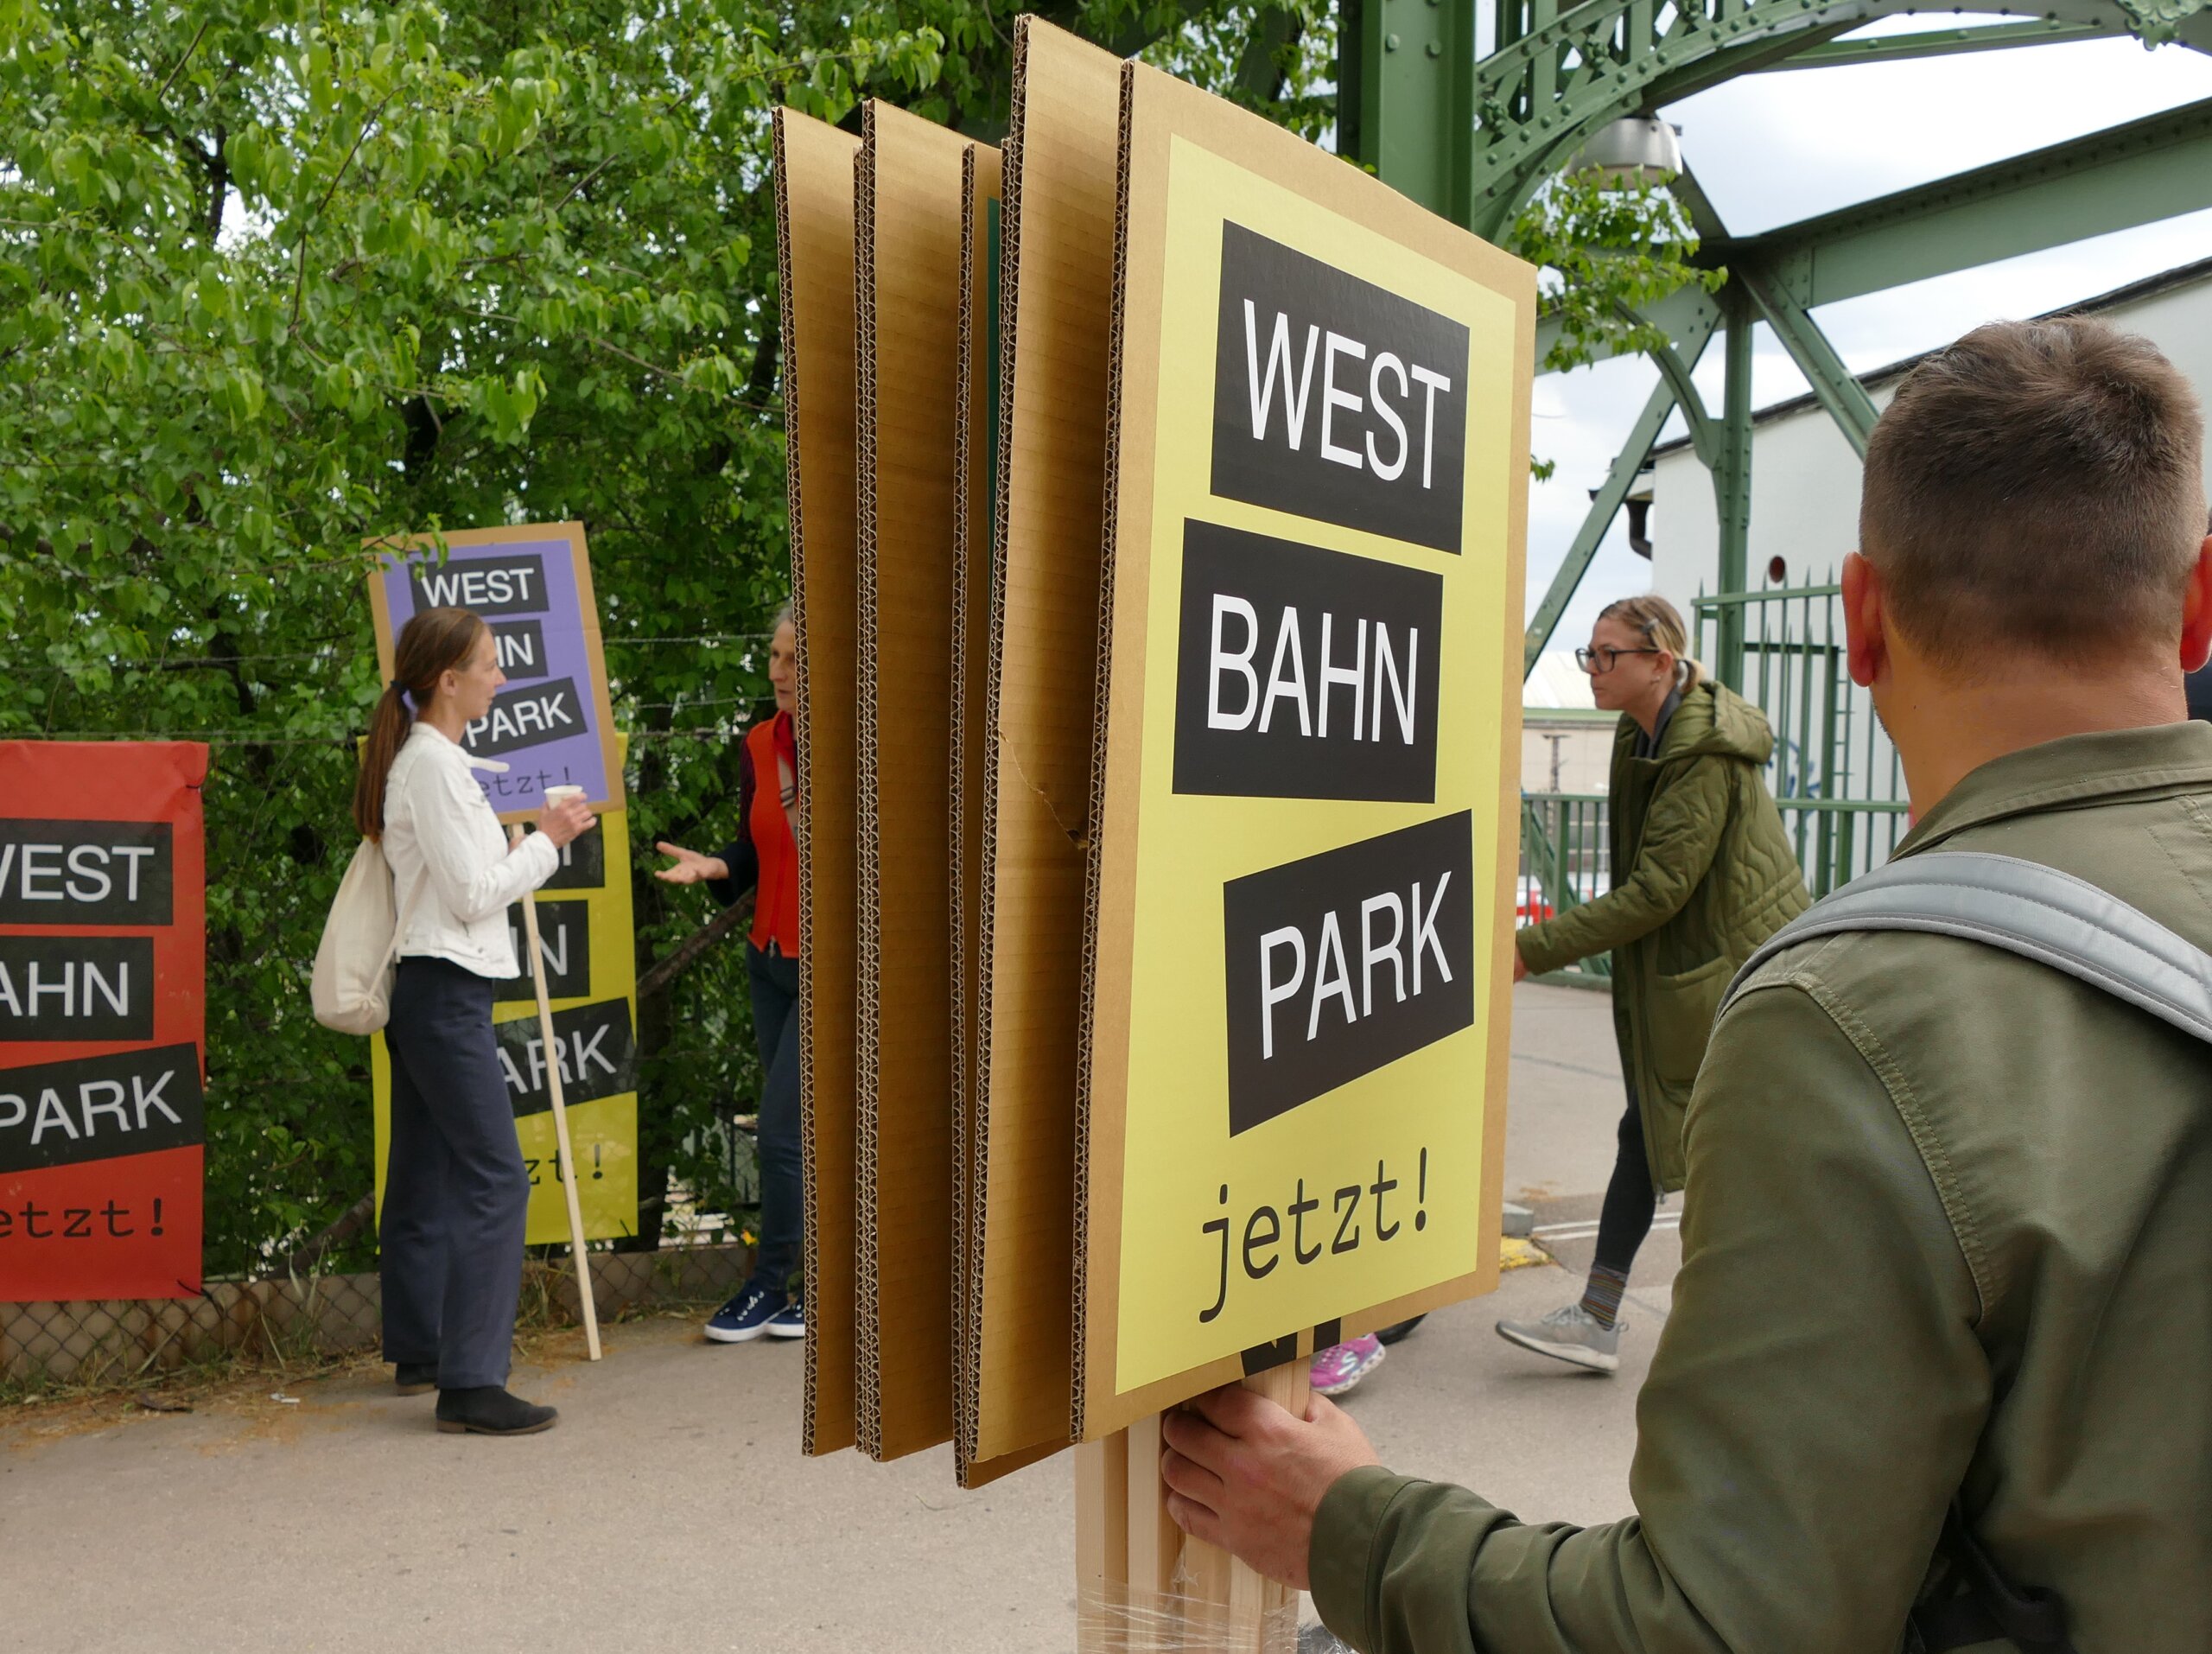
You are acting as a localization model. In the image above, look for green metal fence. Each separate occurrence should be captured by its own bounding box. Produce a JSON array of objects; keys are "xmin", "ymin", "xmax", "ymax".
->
[
  {"xmin": 1518, "ymin": 792, "xmax": 1612, "ymax": 986},
  {"xmin": 1519, "ymin": 576, "xmax": 1910, "ymax": 985},
  {"xmin": 1695, "ymin": 576, "xmax": 1910, "ymax": 896}
]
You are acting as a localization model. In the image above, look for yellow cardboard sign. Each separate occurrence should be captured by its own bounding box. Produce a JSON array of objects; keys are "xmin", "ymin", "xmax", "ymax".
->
[
  {"xmin": 373, "ymin": 763, "xmax": 641, "ymax": 1246},
  {"xmin": 1080, "ymin": 77, "xmax": 1532, "ymax": 1432}
]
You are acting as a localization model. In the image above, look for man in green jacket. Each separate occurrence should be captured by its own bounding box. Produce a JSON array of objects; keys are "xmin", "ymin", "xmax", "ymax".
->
[{"xmin": 1157, "ymin": 318, "xmax": 2212, "ymax": 1651}]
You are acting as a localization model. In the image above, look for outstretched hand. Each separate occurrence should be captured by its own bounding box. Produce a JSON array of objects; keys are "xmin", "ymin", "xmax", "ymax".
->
[
  {"xmin": 653, "ymin": 841, "xmax": 729, "ymax": 885},
  {"xmin": 1159, "ymin": 1382, "xmax": 1382, "ymax": 1591}
]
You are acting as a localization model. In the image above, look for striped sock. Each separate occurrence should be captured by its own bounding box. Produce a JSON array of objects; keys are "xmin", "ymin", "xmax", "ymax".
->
[{"xmin": 1580, "ymin": 1264, "xmax": 1630, "ymax": 1330}]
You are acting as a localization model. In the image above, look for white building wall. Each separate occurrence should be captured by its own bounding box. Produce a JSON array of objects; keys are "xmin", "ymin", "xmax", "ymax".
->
[
  {"xmin": 1637, "ymin": 271, "xmax": 2212, "ymax": 886},
  {"xmin": 1651, "ymin": 272, "xmax": 2212, "ymax": 619}
]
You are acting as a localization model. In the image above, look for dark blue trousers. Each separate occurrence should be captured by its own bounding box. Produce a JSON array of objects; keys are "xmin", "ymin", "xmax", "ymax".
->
[
  {"xmin": 747, "ymin": 941, "xmax": 803, "ymax": 1298},
  {"xmin": 380, "ymin": 956, "xmax": 530, "ymax": 1390}
]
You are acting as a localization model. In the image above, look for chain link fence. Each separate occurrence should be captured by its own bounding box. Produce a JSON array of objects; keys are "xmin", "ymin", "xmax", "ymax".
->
[{"xmin": 2, "ymin": 1234, "xmax": 757, "ymax": 1395}]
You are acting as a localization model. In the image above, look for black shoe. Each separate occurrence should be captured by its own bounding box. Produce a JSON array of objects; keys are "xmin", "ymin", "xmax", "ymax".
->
[
  {"xmin": 1375, "ymin": 1314, "xmax": 1427, "ymax": 1347},
  {"xmin": 394, "ymin": 1362, "xmax": 437, "ymax": 1396},
  {"xmin": 434, "ymin": 1386, "xmax": 559, "ymax": 1435}
]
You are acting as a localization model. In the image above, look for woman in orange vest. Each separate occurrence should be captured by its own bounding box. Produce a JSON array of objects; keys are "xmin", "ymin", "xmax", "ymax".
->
[{"xmin": 655, "ymin": 604, "xmax": 805, "ymax": 1344}]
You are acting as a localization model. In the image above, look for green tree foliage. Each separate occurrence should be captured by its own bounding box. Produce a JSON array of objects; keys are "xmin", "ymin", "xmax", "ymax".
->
[
  {"xmin": 1, "ymin": 0, "xmax": 957, "ymax": 1269},
  {"xmin": 1512, "ymin": 169, "xmax": 1722, "ymax": 376},
  {"xmin": 0, "ymin": 0, "xmax": 1699, "ymax": 1273}
]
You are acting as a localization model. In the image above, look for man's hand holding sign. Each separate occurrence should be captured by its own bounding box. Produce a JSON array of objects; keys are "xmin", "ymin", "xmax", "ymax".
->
[{"xmin": 1160, "ymin": 1386, "xmax": 1380, "ymax": 1591}]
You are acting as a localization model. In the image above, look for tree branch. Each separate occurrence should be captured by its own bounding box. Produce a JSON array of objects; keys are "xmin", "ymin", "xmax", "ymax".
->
[
  {"xmin": 290, "ymin": 94, "xmax": 396, "ymax": 329},
  {"xmin": 552, "ymin": 153, "xmax": 618, "ymax": 212},
  {"xmin": 637, "ymin": 901, "xmax": 751, "ymax": 1002},
  {"xmin": 154, "ymin": 20, "xmax": 213, "ymax": 109}
]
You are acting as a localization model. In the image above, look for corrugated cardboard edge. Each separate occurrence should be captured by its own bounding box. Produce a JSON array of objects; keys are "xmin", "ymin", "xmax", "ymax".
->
[
  {"xmin": 852, "ymin": 99, "xmax": 972, "ymax": 1463},
  {"xmin": 956, "ymin": 133, "xmax": 1061, "ymax": 1492},
  {"xmin": 1067, "ymin": 57, "xmax": 1143, "ymax": 1446},
  {"xmin": 951, "ymin": 141, "xmax": 1046, "ymax": 1492},
  {"xmin": 851, "ymin": 101, "xmax": 887, "ymax": 1461},
  {"xmin": 960, "ymin": 120, "xmax": 1017, "ymax": 1482},
  {"xmin": 1073, "ymin": 60, "xmax": 1541, "ymax": 1441},
  {"xmin": 970, "ymin": 13, "xmax": 1127, "ymax": 1469},
  {"xmin": 946, "ymin": 135, "xmax": 982, "ymax": 1468},
  {"xmin": 774, "ymin": 107, "xmax": 862, "ymax": 1458}
]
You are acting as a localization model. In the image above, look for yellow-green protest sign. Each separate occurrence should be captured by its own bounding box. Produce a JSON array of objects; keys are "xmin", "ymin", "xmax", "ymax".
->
[
  {"xmin": 1075, "ymin": 63, "xmax": 1535, "ymax": 1436},
  {"xmin": 374, "ymin": 755, "xmax": 640, "ymax": 1245}
]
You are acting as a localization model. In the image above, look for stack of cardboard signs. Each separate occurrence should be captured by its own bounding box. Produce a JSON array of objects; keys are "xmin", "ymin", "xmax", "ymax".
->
[{"xmin": 776, "ymin": 16, "xmax": 1533, "ymax": 1647}]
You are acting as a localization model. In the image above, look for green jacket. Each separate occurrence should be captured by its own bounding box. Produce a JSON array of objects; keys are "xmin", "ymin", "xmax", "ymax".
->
[
  {"xmin": 1313, "ymin": 721, "xmax": 2212, "ymax": 1653},
  {"xmin": 1517, "ymin": 680, "xmax": 1808, "ymax": 1191}
]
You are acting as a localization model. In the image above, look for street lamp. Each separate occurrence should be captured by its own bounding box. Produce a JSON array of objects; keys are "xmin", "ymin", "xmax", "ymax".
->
[{"xmin": 1568, "ymin": 117, "xmax": 1683, "ymax": 185}]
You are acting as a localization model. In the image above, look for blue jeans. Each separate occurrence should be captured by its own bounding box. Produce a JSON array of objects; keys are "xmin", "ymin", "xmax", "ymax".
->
[
  {"xmin": 746, "ymin": 941, "xmax": 803, "ymax": 1299},
  {"xmin": 380, "ymin": 957, "xmax": 530, "ymax": 1389}
]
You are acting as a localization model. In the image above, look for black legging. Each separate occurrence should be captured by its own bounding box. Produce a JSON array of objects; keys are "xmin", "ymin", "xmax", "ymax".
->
[{"xmin": 1592, "ymin": 1079, "xmax": 1658, "ymax": 1276}]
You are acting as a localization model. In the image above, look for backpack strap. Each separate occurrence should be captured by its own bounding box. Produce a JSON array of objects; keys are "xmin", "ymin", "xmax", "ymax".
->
[{"xmin": 1721, "ymin": 849, "xmax": 2212, "ymax": 1046}]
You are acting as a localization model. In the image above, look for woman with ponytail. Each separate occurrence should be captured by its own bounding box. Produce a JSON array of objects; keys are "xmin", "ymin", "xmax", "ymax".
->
[
  {"xmin": 1497, "ymin": 595, "xmax": 1807, "ymax": 1377},
  {"xmin": 356, "ymin": 606, "xmax": 597, "ymax": 1435}
]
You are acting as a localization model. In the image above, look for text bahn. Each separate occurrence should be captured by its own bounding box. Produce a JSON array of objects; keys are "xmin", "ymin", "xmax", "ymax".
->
[
  {"xmin": 1175, "ymin": 521, "xmax": 1441, "ymax": 801},
  {"xmin": 0, "ymin": 936, "xmax": 156, "ymax": 1041}
]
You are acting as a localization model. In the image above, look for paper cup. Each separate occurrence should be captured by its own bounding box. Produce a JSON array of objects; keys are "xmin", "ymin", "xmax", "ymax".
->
[{"xmin": 542, "ymin": 785, "xmax": 585, "ymax": 809}]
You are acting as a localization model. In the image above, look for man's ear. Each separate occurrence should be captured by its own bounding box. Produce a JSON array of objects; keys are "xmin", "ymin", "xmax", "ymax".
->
[
  {"xmin": 1842, "ymin": 552, "xmax": 1887, "ymax": 690},
  {"xmin": 2180, "ymin": 536, "xmax": 2212, "ymax": 675}
]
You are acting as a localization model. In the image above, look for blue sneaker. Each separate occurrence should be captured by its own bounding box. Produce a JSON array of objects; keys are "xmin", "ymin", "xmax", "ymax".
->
[
  {"xmin": 766, "ymin": 1296, "xmax": 805, "ymax": 1340},
  {"xmin": 705, "ymin": 1283, "xmax": 784, "ymax": 1344}
]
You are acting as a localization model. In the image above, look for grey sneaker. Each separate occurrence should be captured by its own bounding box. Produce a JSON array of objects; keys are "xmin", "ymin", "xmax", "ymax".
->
[{"xmin": 1495, "ymin": 1301, "xmax": 1621, "ymax": 1373}]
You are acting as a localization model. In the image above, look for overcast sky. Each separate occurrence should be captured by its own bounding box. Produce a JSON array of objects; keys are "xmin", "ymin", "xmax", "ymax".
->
[{"xmin": 1527, "ymin": 24, "xmax": 2212, "ymax": 657}]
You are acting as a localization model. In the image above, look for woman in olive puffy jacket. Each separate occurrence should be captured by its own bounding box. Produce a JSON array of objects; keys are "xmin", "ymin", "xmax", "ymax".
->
[{"xmin": 1499, "ymin": 595, "xmax": 1808, "ymax": 1375}]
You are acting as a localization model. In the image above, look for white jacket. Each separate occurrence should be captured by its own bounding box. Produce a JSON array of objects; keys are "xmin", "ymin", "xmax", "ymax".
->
[{"xmin": 383, "ymin": 722, "xmax": 559, "ymax": 979}]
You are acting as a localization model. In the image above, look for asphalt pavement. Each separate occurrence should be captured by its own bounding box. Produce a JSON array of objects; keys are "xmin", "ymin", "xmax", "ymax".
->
[{"xmin": 0, "ymin": 983, "xmax": 1664, "ymax": 1653}]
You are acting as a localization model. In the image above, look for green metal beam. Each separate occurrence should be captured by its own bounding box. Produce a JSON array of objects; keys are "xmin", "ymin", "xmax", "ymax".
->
[
  {"xmin": 1647, "ymin": 325, "xmax": 1720, "ymax": 468},
  {"xmin": 1524, "ymin": 373, "xmax": 1684, "ymax": 676},
  {"xmin": 1761, "ymin": 18, "xmax": 2121, "ymax": 70},
  {"xmin": 1711, "ymin": 296, "xmax": 1755, "ymax": 688},
  {"xmin": 1720, "ymin": 94, "xmax": 2212, "ymax": 311},
  {"xmin": 1633, "ymin": 19, "xmax": 1864, "ymax": 118},
  {"xmin": 1447, "ymin": 0, "xmax": 2209, "ymax": 242},
  {"xmin": 1339, "ymin": 0, "xmax": 1475, "ymax": 221},
  {"xmin": 1548, "ymin": 94, "xmax": 2212, "ymax": 372},
  {"xmin": 1667, "ymin": 167, "xmax": 1731, "ymax": 248},
  {"xmin": 1736, "ymin": 264, "xmax": 1878, "ymax": 458}
]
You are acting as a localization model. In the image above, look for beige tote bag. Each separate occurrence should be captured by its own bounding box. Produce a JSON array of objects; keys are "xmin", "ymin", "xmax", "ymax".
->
[{"xmin": 310, "ymin": 837, "xmax": 401, "ymax": 1034}]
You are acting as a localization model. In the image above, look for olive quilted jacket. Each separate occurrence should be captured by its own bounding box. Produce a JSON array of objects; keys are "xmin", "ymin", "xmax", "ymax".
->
[{"xmin": 1516, "ymin": 679, "xmax": 1808, "ymax": 1191}]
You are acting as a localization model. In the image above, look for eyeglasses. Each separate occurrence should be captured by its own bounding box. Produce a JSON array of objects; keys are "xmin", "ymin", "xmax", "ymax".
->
[{"xmin": 1574, "ymin": 645, "xmax": 1662, "ymax": 675}]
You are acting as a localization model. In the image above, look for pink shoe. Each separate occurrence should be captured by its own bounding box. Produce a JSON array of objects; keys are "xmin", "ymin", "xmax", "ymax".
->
[{"xmin": 1309, "ymin": 1335, "xmax": 1385, "ymax": 1397}]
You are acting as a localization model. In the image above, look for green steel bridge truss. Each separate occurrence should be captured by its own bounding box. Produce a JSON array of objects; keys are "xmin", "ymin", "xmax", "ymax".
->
[{"xmin": 1319, "ymin": 0, "xmax": 2212, "ymax": 683}]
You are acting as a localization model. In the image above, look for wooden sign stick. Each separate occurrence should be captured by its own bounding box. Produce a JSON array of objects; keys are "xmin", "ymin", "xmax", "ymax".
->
[
  {"xmin": 1127, "ymin": 1357, "xmax": 1310, "ymax": 1654},
  {"xmin": 511, "ymin": 825, "xmax": 602, "ymax": 1361}
]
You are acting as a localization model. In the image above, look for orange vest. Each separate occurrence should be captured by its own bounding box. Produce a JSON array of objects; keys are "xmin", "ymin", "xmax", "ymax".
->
[{"xmin": 747, "ymin": 714, "xmax": 802, "ymax": 953}]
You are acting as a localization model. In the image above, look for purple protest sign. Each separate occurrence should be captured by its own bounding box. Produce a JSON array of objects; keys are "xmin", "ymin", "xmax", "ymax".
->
[{"xmin": 365, "ymin": 522, "xmax": 624, "ymax": 822}]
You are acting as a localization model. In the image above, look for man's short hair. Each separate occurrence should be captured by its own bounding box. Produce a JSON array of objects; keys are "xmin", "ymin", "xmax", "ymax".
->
[{"xmin": 1860, "ymin": 316, "xmax": 2206, "ymax": 668}]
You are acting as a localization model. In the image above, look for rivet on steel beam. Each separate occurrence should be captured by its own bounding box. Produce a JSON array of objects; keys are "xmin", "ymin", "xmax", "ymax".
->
[
  {"xmin": 1386, "ymin": 30, "xmax": 1402, "ymax": 48},
  {"xmin": 1427, "ymin": 40, "xmax": 1443, "ymax": 54}
]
